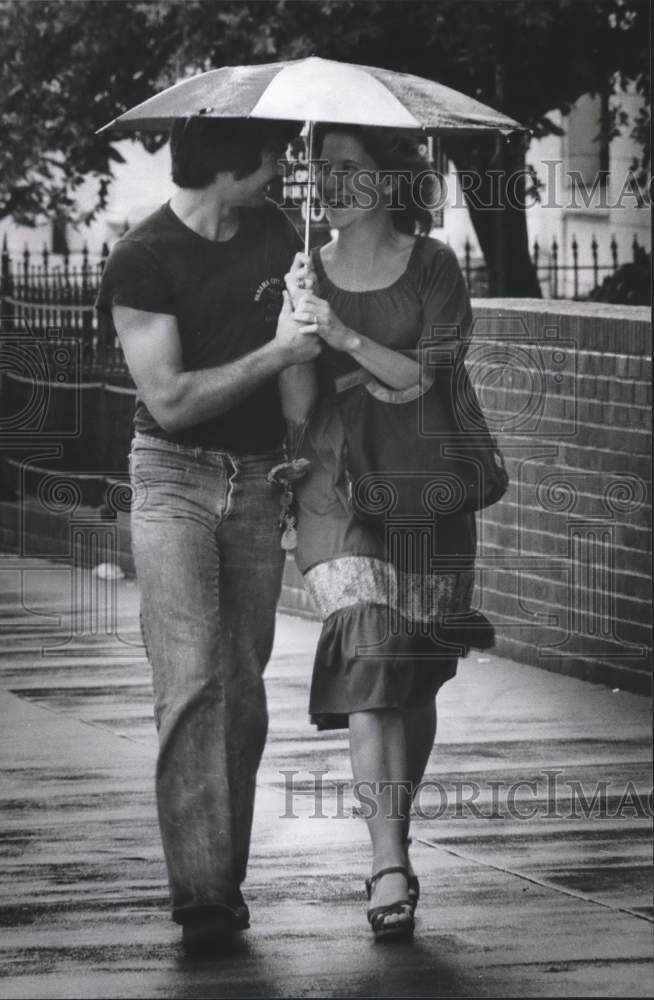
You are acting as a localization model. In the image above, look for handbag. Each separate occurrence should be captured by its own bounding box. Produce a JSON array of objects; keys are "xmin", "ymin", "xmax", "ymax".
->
[{"xmin": 336, "ymin": 356, "xmax": 508, "ymax": 524}]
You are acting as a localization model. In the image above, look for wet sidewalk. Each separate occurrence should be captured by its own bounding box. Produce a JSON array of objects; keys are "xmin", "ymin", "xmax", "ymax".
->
[{"xmin": 0, "ymin": 553, "xmax": 651, "ymax": 998}]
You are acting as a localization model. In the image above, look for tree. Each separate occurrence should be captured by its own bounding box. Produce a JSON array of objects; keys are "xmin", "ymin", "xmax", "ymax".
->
[
  {"xmin": 0, "ymin": 0, "xmax": 649, "ymax": 295},
  {"xmin": 0, "ymin": 0, "xmax": 297, "ymax": 223}
]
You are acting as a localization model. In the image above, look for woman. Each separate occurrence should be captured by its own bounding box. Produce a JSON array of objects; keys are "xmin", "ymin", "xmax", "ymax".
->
[{"xmin": 280, "ymin": 125, "xmax": 492, "ymax": 943}]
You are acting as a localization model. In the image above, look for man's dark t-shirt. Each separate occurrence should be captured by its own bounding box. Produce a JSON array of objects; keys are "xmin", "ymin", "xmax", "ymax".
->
[{"xmin": 95, "ymin": 201, "xmax": 301, "ymax": 453}]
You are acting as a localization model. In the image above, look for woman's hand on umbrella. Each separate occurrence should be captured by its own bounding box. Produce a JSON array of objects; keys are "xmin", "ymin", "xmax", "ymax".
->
[
  {"xmin": 274, "ymin": 291, "xmax": 322, "ymax": 365},
  {"xmin": 285, "ymin": 253, "xmax": 315, "ymax": 309},
  {"xmin": 297, "ymin": 292, "xmax": 361, "ymax": 353}
]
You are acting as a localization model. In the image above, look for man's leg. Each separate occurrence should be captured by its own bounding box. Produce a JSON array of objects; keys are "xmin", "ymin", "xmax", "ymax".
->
[
  {"xmin": 130, "ymin": 440, "xmax": 270, "ymax": 926},
  {"xmin": 213, "ymin": 453, "xmax": 285, "ymax": 887}
]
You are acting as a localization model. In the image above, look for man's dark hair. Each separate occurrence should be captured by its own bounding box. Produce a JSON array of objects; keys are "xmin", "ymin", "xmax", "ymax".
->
[{"xmin": 170, "ymin": 117, "xmax": 302, "ymax": 189}]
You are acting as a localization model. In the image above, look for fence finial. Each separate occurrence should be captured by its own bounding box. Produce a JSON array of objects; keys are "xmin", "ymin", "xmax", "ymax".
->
[
  {"xmin": 591, "ymin": 234, "xmax": 599, "ymax": 290},
  {"xmin": 632, "ymin": 234, "xmax": 640, "ymax": 261},
  {"xmin": 463, "ymin": 237, "xmax": 472, "ymax": 289},
  {"xmin": 551, "ymin": 236, "xmax": 559, "ymax": 298},
  {"xmin": 1, "ymin": 235, "xmax": 10, "ymax": 295}
]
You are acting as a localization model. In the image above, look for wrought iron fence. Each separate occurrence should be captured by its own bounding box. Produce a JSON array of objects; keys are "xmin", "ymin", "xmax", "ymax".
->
[
  {"xmin": 3, "ymin": 230, "xmax": 644, "ymax": 350},
  {"xmin": 0, "ymin": 230, "xmax": 647, "ymax": 505},
  {"xmin": 0, "ymin": 239, "xmax": 127, "ymax": 378},
  {"xmin": 461, "ymin": 232, "xmax": 646, "ymax": 299},
  {"xmin": 0, "ymin": 238, "xmax": 133, "ymax": 505}
]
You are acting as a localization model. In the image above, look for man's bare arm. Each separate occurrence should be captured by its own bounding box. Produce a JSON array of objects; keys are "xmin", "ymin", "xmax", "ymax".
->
[{"xmin": 112, "ymin": 296, "xmax": 319, "ymax": 434}]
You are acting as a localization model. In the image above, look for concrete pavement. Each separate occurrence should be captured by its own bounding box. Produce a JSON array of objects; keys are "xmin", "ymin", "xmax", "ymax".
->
[{"xmin": 0, "ymin": 553, "xmax": 651, "ymax": 998}]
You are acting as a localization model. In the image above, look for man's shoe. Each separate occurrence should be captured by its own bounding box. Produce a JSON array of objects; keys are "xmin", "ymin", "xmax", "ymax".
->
[
  {"xmin": 181, "ymin": 906, "xmax": 238, "ymax": 958},
  {"xmin": 231, "ymin": 888, "xmax": 250, "ymax": 930}
]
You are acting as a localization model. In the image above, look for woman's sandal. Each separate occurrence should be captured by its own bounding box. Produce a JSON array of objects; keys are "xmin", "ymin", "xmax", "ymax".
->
[
  {"xmin": 403, "ymin": 837, "xmax": 420, "ymax": 912},
  {"xmin": 365, "ymin": 866, "xmax": 415, "ymax": 943}
]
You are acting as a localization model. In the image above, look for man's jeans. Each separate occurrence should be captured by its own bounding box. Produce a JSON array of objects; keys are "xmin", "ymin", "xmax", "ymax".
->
[{"xmin": 129, "ymin": 432, "xmax": 285, "ymax": 925}]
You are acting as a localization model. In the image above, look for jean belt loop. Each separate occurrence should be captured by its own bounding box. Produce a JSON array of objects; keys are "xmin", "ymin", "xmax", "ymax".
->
[{"xmin": 194, "ymin": 445, "xmax": 202, "ymax": 460}]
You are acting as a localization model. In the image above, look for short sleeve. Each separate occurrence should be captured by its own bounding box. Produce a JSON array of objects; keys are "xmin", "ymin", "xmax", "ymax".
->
[
  {"xmin": 95, "ymin": 239, "xmax": 175, "ymax": 317},
  {"xmin": 362, "ymin": 242, "xmax": 469, "ymax": 405},
  {"xmin": 392, "ymin": 242, "xmax": 473, "ymax": 388},
  {"xmin": 418, "ymin": 242, "xmax": 473, "ymax": 354}
]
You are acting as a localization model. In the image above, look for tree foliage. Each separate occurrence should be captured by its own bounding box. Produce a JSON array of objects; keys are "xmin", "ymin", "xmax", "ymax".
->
[{"xmin": 0, "ymin": 0, "xmax": 649, "ymax": 292}]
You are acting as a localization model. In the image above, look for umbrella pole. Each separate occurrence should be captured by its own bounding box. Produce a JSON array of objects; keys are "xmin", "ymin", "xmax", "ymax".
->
[{"xmin": 303, "ymin": 120, "xmax": 314, "ymax": 257}]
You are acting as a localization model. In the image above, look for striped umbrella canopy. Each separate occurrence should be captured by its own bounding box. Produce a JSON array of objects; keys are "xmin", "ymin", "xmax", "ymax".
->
[
  {"xmin": 98, "ymin": 56, "xmax": 523, "ymax": 135},
  {"xmin": 98, "ymin": 57, "xmax": 526, "ymax": 251}
]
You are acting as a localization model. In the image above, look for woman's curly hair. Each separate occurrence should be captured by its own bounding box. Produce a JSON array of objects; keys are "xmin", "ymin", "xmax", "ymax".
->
[{"xmin": 313, "ymin": 123, "xmax": 439, "ymax": 235}]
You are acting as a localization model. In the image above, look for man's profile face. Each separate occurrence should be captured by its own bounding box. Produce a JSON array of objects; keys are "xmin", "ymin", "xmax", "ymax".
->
[{"xmin": 231, "ymin": 146, "xmax": 284, "ymax": 207}]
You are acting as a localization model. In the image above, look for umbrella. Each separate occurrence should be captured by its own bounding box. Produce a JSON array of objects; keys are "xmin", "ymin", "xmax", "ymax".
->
[{"xmin": 98, "ymin": 56, "xmax": 526, "ymax": 252}]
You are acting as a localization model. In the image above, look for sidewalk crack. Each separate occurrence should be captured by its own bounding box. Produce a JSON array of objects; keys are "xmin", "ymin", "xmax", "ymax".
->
[{"xmin": 416, "ymin": 838, "xmax": 654, "ymax": 925}]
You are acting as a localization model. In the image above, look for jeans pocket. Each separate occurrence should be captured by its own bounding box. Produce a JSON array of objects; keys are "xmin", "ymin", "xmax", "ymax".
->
[{"xmin": 130, "ymin": 447, "xmax": 193, "ymax": 485}]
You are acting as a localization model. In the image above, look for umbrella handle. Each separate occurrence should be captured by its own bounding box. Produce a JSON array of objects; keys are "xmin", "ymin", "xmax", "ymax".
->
[{"xmin": 303, "ymin": 120, "xmax": 314, "ymax": 258}]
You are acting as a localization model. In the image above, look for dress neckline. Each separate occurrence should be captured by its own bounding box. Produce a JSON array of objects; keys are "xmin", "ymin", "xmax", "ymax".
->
[{"xmin": 313, "ymin": 237, "xmax": 422, "ymax": 295}]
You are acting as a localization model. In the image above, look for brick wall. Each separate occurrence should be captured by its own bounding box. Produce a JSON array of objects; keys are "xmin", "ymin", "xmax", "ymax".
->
[
  {"xmin": 281, "ymin": 299, "xmax": 652, "ymax": 693},
  {"xmin": 0, "ymin": 300, "xmax": 650, "ymax": 693}
]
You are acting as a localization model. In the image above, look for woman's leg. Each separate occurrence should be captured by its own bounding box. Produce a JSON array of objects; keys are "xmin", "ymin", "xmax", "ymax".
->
[
  {"xmin": 403, "ymin": 700, "xmax": 437, "ymax": 833},
  {"xmin": 349, "ymin": 708, "xmax": 412, "ymax": 909},
  {"xmin": 401, "ymin": 699, "xmax": 437, "ymax": 886}
]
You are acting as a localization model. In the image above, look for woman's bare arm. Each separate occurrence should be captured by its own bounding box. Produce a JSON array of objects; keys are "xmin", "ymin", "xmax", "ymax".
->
[
  {"xmin": 278, "ymin": 362, "xmax": 319, "ymax": 424},
  {"xmin": 296, "ymin": 291, "xmax": 421, "ymax": 390}
]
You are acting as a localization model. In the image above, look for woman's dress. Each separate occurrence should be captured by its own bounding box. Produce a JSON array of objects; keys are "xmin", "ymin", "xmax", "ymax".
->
[{"xmin": 294, "ymin": 236, "xmax": 478, "ymax": 730}]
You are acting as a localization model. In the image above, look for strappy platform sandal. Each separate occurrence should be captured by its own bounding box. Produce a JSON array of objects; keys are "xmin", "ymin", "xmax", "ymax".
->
[
  {"xmin": 403, "ymin": 837, "xmax": 420, "ymax": 912},
  {"xmin": 365, "ymin": 866, "xmax": 415, "ymax": 943}
]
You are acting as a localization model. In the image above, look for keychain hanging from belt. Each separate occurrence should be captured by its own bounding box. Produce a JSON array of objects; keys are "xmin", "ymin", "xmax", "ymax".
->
[{"xmin": 266, "ymin": 419, "xmax": 311, "ymax": 551}]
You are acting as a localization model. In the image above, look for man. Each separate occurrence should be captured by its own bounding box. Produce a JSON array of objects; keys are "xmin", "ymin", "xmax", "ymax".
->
[{"xmin": 95, "ymin": 117, "xmax": 319, "ymax": 955}]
